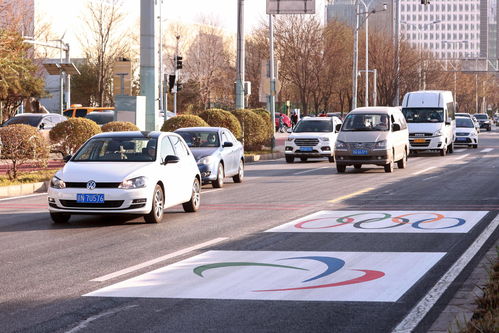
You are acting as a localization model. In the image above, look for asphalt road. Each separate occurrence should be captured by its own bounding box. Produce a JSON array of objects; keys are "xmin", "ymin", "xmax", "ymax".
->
[{"xmin": 0, "ymin": 129, "xmax": 498, "ymax": 333}]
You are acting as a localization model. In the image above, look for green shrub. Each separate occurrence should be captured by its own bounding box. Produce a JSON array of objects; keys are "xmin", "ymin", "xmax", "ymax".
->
[
  {"xmin": 199, "ymin": 108, "xmax": 242, "ymax": 138},
  {"xmin": 251, "ymin": 108, "xmax": 274, "ymax": 145},
  {"xmin": 50, "ymin": 118, "xmax": 101, "ymax": 156},
  {"xmin": 161, "ymin": 114, "xmax": 209, "ymax": 132},
  {"xmin": 102, "ymin": 121, "xmax": 139, "ymax": 132},
  {"xmin": 0, "ymin": 124, "xmax": 49, "ymax": 180},
  {"xmin": 231, "ymin": 109, "xmax": 267, "ymax": 150}
]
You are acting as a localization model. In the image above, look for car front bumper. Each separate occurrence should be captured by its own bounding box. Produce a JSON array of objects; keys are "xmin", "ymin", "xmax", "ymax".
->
[
  {"xmin": 335, "ymin": 149, "xmax": 392, "ymax": 166},
  {"xmin": 408, "ymin": 136, "xmax": 446, "ymax": 151},
  {"xmin": 454, "ymin": 136, "xmax": 478, "ymax": 145},
  {"xmin": 47, "ymin": 186, "xmax": 153, "ymax": 214},
  {"xmin": 197, "ymin": 163, "xmax": 217, "ymax": 183},
  {"xmin": 285, "ymin": 144, "xmax": 334, "ymax": 158}
]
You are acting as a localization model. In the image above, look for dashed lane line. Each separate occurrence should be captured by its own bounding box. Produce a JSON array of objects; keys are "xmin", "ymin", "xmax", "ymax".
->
[
  {"xmin": 412, "ymin": 167, "xmax": 436, "ymax": 175},
  {"xmin": 90, "ymin": 237, "xmax": 228, "ymax": 282},
  {"xmin": 293, "ymin": 167, "xmax": 329, "ymax": 175},
  {"xmin": 480, "ymin": 148, "xmax": 494, "ymax": 153},
  {"xmin": 392, "ymin": 214, "xmax": 499, "ymax": 333},
  {"xmin": 454, "ymin": 154, "xmax": 469, "ymax": 160},
  {"xmin": 328, "ymin": 187, "xmax": 374, "ymax": 203}
]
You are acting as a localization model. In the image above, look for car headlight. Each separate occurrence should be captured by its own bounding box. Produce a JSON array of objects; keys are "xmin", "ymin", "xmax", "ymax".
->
[
  {"xmin": 286, "ymin": 137, "xmax": 294, "ymax": 142},
  {"xmin": 119, "ymin": 176, "xmax": 147, "ymax": 189},
  {"xmin": 198, "ymin": 156, "xmax": 215, "ymax": 165},
  {"xmin": 434, "ymin": 130, "xmax": 443, "ymax": 136},
  {"xmin": 335, "ymin": 140, "xmax": 347, "ymax": 149},
  {"xmin": 374, "ymin": 140, "xmax": 387, "ymax": 150},
  {"xmin": 50, "ymin": 176, "xmax": 66, "ymax": 189},
  {"xmin": 319, "ymin": 137, "xmax": 330, "ymax": 142}
]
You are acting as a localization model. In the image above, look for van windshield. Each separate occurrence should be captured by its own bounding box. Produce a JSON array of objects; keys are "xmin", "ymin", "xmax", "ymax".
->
[
  {"xmin": 342, "ymin": 114, "xmax": 390, "ymax": 132},
  {"xmin": 402, "ymin": 108, "xmax": 444, "ymax": 123},
  {"xmin": 293, "ymin": 120, "xmax": 333, "ymax": 133}
]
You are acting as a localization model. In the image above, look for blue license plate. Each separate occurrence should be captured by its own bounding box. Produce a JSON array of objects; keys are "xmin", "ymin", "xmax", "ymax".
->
[
  {"xmin": 352, "ymin": 149, "xmax": 368, "ymax": 155},
  {"xmin": 456, "ymin": 137, "xmax": 466, "ymax": 141},
  {"xmin": 77, "ymin": 194, "xmax": 105, "ymax": 203},
  {"xmin": 301, "ymin": 147, "xmax": 313, "ymax": 152}
]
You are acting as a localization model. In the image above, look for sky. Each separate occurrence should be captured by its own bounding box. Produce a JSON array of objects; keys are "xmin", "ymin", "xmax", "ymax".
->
[{"xmin": 152, "ymin": 0, "xmax": 326, "ymax": 33}]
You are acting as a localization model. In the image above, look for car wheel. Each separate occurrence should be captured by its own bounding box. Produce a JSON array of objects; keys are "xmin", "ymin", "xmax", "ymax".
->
[
  {"xmin": 353, "ymin": 164, "xmax": 362, "ymax": 169},
  {"xmin": 448, "ymin": 143, "xmax": 454, "ymax": 153},
  {"xmin": 300, "ymin": 157, "xmax": 308, "ymax": 162},
  {"xmin": 212, "ymin": 163, "xmax": 224, "ymax": 188},
  {"xmin": 232, "ymin": 159, "xmax": 244, "ymax": 183},
  {"xmin": 397, "ymin": 150, "xmax": 407, "ymax": 169},
  {"xmin": 50, "ymin": 213, "xmax": 70, "ymax": 224},
  {"xmin": 328, "ymin": 156, "xmax": 335, "ymax": 163},
  {"xmin": 285, "ymin": 155, "xmax": 294, "ymax": 163},
  {"xmin": 384, "ymin": 161, "xmax": 394, "ymax": 173},
  {"xmin": 336, "ymin": 163, "xmax": 346, "ymax": 173},
  {"xmin": 144, "ymin": 184, "xmax": 164, "ymax": 223},
  {"xmin": 183, "ymin": 178, "xmax": 201, "ymax": 213}
]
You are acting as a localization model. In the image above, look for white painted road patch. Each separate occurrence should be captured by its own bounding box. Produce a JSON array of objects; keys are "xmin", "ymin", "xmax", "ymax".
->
[
  {"xmin": 85, "ymin": 251, "xmax": 445, "ymax": 302},
  {"xmin": 266, "ymin": 211, "xmax": 488, "ymax": 234}
]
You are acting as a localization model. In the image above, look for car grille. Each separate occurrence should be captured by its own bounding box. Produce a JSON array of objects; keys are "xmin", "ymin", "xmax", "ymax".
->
[
  {"xmin": 455, "ymin": 138, "xmax": 472, "ymax": 143},
  {"xmin": 59, "ymin": 200, "xmax": 124, "ymax": 208},
  {"xmin": 65, "ymin": 182, "xmax": 121, "ymax": 188},
  {"xmin": 339, "ymin": 156, "xmax": 386, "ymax": 161},
  {"xmin": 410, "ymin": 133, "xmax": 433, "ymax": 137},
  {"xmin": 409, "ymin": 140, "xmax": 430, "ymax": 147},
  {"xmin": 456, "ymin": 132, "xmax": 468, "ymax": 136},
  {"xmin": 347, "ymin": 142, "xmax": 375, "ymax": 149},
  {"xmin": 294, "ymin": 138, "xmax": 319, "ymax": 146}
]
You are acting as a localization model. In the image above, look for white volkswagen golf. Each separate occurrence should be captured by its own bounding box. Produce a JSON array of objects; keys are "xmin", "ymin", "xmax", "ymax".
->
[{"xmin": 48, "ymin": 131, "xmax": 201, "ymax": 224}]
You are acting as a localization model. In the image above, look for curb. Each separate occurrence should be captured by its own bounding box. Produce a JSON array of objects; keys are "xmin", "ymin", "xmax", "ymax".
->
[
  {"xmin": 244, "ymin": 152, "xmax": 284, "ymax": 163},
  {"xmin": 0, "ymin": 181, "xmax": 50, "ymax": 198}
]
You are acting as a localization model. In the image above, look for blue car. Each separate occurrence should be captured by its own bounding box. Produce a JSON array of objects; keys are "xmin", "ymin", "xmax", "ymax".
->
[{"xmin": 175, "ymin": 127, "xmax": 244, "ymax": 188}]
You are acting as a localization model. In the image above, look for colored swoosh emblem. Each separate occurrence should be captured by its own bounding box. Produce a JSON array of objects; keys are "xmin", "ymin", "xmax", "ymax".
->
[
  {"xmin": 281, "ymin": 256, "xmax": 345, "ymax": 282},
  {"xmin": 193, "ymin": 262, "xmax": 308, "ymax": 277},
  {"xmin": 254, "ymin": 269, "xmax": 385, "ymax": 292}
]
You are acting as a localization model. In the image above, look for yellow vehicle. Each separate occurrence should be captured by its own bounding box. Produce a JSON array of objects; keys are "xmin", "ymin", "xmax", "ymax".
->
[{"xmin": 63, "ymin": 104, "xmax": 114, "ymax": 118}]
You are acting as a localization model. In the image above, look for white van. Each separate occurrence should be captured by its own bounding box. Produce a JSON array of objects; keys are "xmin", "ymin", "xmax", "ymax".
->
[
  {"xmin": 401, "ymin": 90, "xmax": 456, "ymax": 156},
  {"xmin": 335, "ymin": 107, "xmax": 409, "ymax": 173}
]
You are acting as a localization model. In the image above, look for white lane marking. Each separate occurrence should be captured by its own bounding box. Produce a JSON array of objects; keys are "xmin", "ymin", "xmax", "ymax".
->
[
  {"xmin": 412, "ymin": 167, "xmax": 436, "ymax": 175},
  {"xmin": 453, "ymin": 149, "xmax": 465, "ymax": 153},
  {"xmin": 65, "ymin": 305, "xmax": 138, "ymax": 333},
  {"xmin": 423, "ymin": 176, "xmax": 438, "ymax": 181},
  {"xmin": 0, "ymin": 193, "xmax": 47, "ymax": 202},
  {"xmin": 393, "ymin": 214, "xmax": 499, "ymax": 333},
  {"xmin": 90, "ymin": 237, "xmax": 228, "ymax": 282},
  {"xmin": 293, "ymin": 167, "xmax": 328, "ymax": 175},
  {"xmin": 480, "ymin": 148, "xmax": 493, "ymax": 153},
  {"xmin": 202, "ymin": 189, "xmax": 223, "ymax": 194},
  {"xmin": 454, "ymin": 154, "xmax": 469, "ymax": 160}
]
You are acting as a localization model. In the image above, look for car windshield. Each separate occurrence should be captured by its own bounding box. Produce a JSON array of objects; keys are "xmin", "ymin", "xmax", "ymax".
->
[
  {"xmin": 342, "ymin": 114, "xmax": 390, "ymax": 131},
  {"xmin": 456, "ymin": 118, "xmax": 474, "ymax": 128},
  {"xmin": 402, "ymin": 108, "xmax": 444, "ymax": 123},
  {"xmin": 293, "ymin": 120, "xmax": 334, "ymax": 133},
  {"xmin": 3, "ymin": 116, "xmax": 41, "ymax": 127},
  {"xmin": 474, "ymin": 114, "xmax": 487, "ymax": 120},
  {"xmin": 73, "ymin": 137, "xmax": 158, "ymax": 162},
  {"xmin": 177, "ymin": 131, "xmax": 220, "ymax": 148},
  {"xmin": 86, "ymin": 112, "xmax": 114, "ymax": 125}
]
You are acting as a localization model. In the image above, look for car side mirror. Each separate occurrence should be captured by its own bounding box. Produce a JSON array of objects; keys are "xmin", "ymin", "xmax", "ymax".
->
[
  {"xmin": 222, "ymin": 142, "xmax": 233, "ymax": 148},
  {"xmin": 392, "ymin": 123, "xmax": 401, "ymax": 132},
  {"xmin": 39, "ymin": 123, "xmax": 45, "ymax": 129},
  {"xmin": 445, "ymin": 118, "xmax": 452, "ymax": 125},
  {"xmin": 163, "ymin": 155, "xmax": 179, "ymax": 164},
  {"xmin": 287, "ymin": 128, "xmax": 292, "ymax": 133},
  {"xmin": 335, "ymin": 124, "xmax": 342, "ymax": 132},
  {"xmin": 63, "ymin": 155, "xmax": 72, "ymax": 163}
]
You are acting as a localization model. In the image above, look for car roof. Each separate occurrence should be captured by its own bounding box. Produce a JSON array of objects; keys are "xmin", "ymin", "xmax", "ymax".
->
[
  {"xmin": 12, "ymin": 113, "xmax": 50, "ymax": 117},
  {"xmin": 349, "ymin": 107, "xmax": 400, "ymax": 114},
  {"xmin": 175, "ymin": 127, "xmax": 224, "ymax": 132},
  {"xmin": 300, "ymin": 117, "xmax": 334, "ymax": 121},
  {"xmin": 91, "ymin": 131, "xmax": 164, "ymax": 139}
]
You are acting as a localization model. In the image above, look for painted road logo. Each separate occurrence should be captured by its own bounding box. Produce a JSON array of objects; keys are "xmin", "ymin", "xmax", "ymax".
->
[
  {"xmin": 266, "ymin": 211, "xmax": 488, "ymax": 234},
  {"xmin": 85, "ymin": 251, "xmax": 445, "ymax": 302}
]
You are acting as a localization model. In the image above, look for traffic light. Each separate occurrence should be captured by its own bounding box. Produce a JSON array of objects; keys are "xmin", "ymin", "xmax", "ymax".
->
[
  {"xmin": 175, "ymin": 55, "xmax": 183, "ymax": 70},
  {"xmin": 421, "ymin": 0, "xmax": 430, "ymax": 5},
  {"xmin": 168, "ymin": 74, "xmax": 176, "ymax": 92},
  {"xmin": 176, "ymin": 82, "xmax": 183, "ymax": 92}
]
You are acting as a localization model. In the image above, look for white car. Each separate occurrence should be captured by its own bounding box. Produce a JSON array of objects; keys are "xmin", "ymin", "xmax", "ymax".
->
[
  {"xmin": 48, "ymin": 131, "xmax": 201, "ymax": 224},
  {"xmin": 455, "ymin": 116, "xmax": 478, "ymax": 148},
  {"xmin": 285, "ymin": 116, "xmax": 342, "ymax": 163}
]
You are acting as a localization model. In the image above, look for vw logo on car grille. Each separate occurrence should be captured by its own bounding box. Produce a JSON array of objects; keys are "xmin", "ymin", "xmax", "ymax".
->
[
  {"xmin": 355, "ymin": 143, "xmax": 363, "ymax": 148},
  {"xmin": 86, "ymin": 180, "xmax": 97, "ymax": 190}
]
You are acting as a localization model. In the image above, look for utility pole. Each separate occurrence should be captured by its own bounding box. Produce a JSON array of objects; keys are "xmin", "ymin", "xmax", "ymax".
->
[
  {"xmin": 269, "ymin": 14, "xmax": 276, "ymax": 133},
  {"xmin": 352, "ymin": 1, "xmax": 360, "ymax": 110},
  {"xmin": 393, "ymin": 0, "xmax": 400, "ymax": 106},
  {"xmin": 235, "ymin": 0, "xmax": 245, "ymax": 110},
  {"xmin": 173, "ymin": 35, "xmax": 180, "ymax": 115}
]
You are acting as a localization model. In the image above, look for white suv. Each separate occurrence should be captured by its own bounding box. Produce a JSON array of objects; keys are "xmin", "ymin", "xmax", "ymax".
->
[{"xmin": 285, "ymin": 116, "xmax": 342, "ymax": 163}]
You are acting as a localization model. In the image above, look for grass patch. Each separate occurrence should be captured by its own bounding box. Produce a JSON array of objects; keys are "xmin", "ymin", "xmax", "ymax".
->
[
  {"xmin": 0, "ymin": 169, "xmax": 58, "ymax": 186},
  {"xmin": 459, "ymin": 247, "xmax": 498, "ymax": 333},
  {"xmin": 244, "ymin": 149, "xmax": 273, "ymax": 156}
]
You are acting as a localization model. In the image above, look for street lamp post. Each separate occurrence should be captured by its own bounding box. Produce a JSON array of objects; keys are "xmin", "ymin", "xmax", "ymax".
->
[
  {"xmin": 442, "ymin": 40, "xmax": 469, "ymax": 104},
  {"xmin": 352, "ymin": 1, "xmax": 386, "ymax": 109}
]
